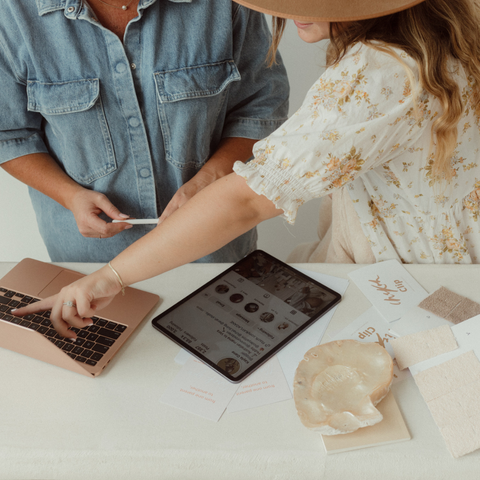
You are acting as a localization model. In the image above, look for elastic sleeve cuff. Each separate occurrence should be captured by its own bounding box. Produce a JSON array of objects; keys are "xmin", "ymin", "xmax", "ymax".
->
[
  {"xmin": 222, "ymin": 117, "xmax": 287, "ymax": 140},
  {"xmin": 233, "ymin": 159, "xmax": 314, "ymax": 225},
  {"xmin": 0, "ymin": 133, "xmax": 48, "ymax": 165}
]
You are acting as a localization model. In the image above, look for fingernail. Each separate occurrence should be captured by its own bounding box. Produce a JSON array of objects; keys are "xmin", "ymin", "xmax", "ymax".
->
[
  {"xmin": 119, "ymin": 213, "xmax": 130, "ymax": 219},
  {"xmin": 11, "ymin": 309, "xmax": 17, "ymax": 313},
  {"xmin": 125, "ymin": 225, "xmax": 133, "ymax": 229}
]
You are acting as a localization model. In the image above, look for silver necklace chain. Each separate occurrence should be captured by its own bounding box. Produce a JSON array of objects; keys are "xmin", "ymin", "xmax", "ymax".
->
[{"xmin": 92, "ymin": 0, "xmax": 135, "ymax": 10}]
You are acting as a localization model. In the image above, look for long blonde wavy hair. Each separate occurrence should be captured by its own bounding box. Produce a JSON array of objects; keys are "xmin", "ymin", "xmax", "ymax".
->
[{"xmin": 269, "ymin": 0, "xmax": 480, "ymax": 181}]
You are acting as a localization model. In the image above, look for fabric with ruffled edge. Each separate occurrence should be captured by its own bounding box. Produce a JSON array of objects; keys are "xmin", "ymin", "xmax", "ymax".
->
[{"xmin": 233, "ymin": 158, "xmax": 315, "ymax": 224}]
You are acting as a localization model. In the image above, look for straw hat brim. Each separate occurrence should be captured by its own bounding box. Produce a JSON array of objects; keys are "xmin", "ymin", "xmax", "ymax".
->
[{"xmin": 233, "ymin": 0, "xmax": 427, "ymax": 22}]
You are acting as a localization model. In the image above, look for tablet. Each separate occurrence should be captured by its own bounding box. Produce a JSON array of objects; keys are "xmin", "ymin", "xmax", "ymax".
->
[{"xmin": 152, "ymin": 250, "xmax": 341, "ymax": 383}]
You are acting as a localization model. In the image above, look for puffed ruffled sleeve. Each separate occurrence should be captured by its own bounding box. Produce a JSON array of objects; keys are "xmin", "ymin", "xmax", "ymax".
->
[{"xmin": 233, "ymin": 44, "xmax": 432, "ymax": 224}]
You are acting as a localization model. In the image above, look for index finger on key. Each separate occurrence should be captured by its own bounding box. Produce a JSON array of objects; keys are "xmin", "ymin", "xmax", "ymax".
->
[{"xmin": 11, "ymin": 296, "xmax": 56, "ymax": 317}]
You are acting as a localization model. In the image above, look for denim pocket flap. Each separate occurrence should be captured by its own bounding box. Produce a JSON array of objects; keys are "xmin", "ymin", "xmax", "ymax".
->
[
  {"xmin": 154, "ymin": 60, "xmax": 240, "ymax": 103},
  {"xmin": 27, "ymin": 78, "xmax": 100, "ymax": 115}
]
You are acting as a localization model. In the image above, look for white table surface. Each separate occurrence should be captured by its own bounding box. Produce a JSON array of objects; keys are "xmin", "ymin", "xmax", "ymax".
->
[{"xmin": 1, "ymin": 262, "xmax": 479, "ymax": 480}]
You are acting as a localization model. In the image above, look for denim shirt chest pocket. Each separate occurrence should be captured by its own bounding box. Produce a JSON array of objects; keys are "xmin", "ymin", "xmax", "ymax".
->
[
  {"xmin": 154, "ymin": 60, "xmax": 241, "ymax": 171},
  {"xmin": 27, "ymin": 79, "xmax": 116, "ymax": 184}
]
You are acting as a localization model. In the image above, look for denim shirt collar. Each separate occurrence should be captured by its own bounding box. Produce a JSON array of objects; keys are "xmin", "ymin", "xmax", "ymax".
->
[{"xmin": 36, "ymin": 0, "xmax": 192, "ymax": 16}]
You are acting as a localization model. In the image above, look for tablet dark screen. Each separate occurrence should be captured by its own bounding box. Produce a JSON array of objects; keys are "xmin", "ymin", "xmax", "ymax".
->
[{"xmin": 152, "ymin": 250, "xmax": 341, "ymax": 382}]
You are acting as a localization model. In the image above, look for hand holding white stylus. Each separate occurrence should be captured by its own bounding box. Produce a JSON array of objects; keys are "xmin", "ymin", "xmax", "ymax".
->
[{"xmin": 112, "ymin": 219, "xmax": 159, "ymax": 225}]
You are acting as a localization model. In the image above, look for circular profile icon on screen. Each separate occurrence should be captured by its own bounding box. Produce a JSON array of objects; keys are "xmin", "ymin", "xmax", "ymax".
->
[
  {"xmin": 217, "ymin": 357, "xmax": 241, "ymax": 375},
  {"xmin": 260, "ymin": 312, "xmax": 275, "ymax": 323},
  {"xmin": 229, "ymin": 293, "xmax": 244, "ymax": 303},
  {"xmin": 215, "ymin": 284, "xmax": 230, "ymax": 294},
  {"xmin": 277, "ymin": 322, "xmax": 290, "ymax": 330},
  {"xmin": 244, "ymin": 303, "xmax": 259, "ymax": 313}
]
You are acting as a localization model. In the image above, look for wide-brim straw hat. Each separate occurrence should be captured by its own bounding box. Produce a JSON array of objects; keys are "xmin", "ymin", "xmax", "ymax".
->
[{"xmin": 233, "ymin": 0, "xmax": 427, "ymax": 22}]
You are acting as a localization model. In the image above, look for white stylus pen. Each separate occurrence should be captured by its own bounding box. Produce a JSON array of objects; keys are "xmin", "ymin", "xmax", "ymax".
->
[{"xmin": 112, "ymin": 219, "xmax": 159, "ymax": 225}]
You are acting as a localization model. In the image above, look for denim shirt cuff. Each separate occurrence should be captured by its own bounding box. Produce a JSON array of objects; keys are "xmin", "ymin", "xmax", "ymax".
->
[
  {"xmin": 222, "ymin": 117, "xmax": 287, "ymax": 140},
  {"xmin": 0, "ymin": 133, "xmax": 49, "ymax": 165}
]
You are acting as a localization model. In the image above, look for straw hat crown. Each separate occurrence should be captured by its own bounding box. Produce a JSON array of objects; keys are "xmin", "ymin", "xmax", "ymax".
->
[{"xmin": 233, "ymin": 0, "xmax": 427, "ymax": 22}]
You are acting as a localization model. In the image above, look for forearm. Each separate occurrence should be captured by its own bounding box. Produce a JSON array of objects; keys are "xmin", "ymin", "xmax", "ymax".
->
[
  {"xmin": 111, "ymin": 173, "xmax": 282, "ymax": 285},
  {"xmin": 194, "ymin": 137, "xmax": 257, "ymax": 181},
  {"xmin": 2, "ymin": 153, "xmax": 130, "ymax": 238},
  {"xmin": 158, "ymin": 137, "xmax": 257, "ymax": 222},
  {"xmin": 1, "ymin": 153, "xmax": 83, "ymax": 210}
]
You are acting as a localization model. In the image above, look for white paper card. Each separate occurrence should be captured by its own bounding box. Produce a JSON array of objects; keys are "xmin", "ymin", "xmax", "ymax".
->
[
  {"xmin": 175, "ymin": 348, "xmax": 191, "ymax": 365},
  {"xmin": 392, "ymin": 305, "xmax": 451, "ymax": 337},
  {"xmin": 329, "ymin": 307, "xmax": 409, "ymax": 383},
  {"xmin": 171, "ymin": 354, "xmax": 291, "ymax": 414},
  {"xmin": 409, "ymin": 314, "xmax": 480, "ymax": 376},
  {"xmin": 348, "ymin": 260, "xmax": 428, "ymax": 322},
  {"xmin": 160, "ymin": 358, "xmax": 239, "ymax": 422},
  {"xmin": 226, "ymin": 356, "xmax": 292, "ymax": 413},
  {"xmin": 452, "ymin": 314, "xmax": 480, "ymax": 349}
]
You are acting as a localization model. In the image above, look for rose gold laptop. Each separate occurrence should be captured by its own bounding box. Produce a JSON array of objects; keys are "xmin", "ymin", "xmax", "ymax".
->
[{"xmin": 0, "ymin": 258, "xmax": 160, "ymax": 377}]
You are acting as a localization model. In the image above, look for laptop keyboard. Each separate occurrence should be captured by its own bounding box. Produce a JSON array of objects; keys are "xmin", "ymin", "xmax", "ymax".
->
[{"xmin": 0, "ymin": 287, "xmax": 126, "ymax": 367}]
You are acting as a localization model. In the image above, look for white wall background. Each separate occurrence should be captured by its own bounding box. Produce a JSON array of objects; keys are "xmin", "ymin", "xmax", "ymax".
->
[{"xmin": 0, "ymin": 21, "xmax": 328, "ymax": 263}]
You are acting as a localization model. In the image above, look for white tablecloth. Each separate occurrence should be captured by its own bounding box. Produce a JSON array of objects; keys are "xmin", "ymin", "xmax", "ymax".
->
[{"xmin": 1, "ymin": 262, "xmax": 479, "ymax": 479}]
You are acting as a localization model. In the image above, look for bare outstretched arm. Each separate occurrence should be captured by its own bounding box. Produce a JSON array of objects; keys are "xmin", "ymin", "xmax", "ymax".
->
[
  {"xmin": 158, "ymin": 137, "xmax": 257, "ymax": 223},
  {"xmin": 13, "ymin": 173, "xmax": 283, "ymax": 338}
]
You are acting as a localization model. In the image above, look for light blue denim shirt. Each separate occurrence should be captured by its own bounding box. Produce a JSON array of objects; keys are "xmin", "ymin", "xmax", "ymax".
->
[{"xmin": 0, "ymin": 0, "xmax": 289, "ymax": 262}]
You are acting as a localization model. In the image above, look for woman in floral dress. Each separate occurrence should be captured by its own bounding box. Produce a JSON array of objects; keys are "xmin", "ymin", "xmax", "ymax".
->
[{"xmin": 14, "ymin": 0, "xmax": 480, "ymax": 337}]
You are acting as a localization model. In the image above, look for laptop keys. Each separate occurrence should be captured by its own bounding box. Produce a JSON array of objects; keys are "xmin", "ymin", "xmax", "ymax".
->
[{"xmin": 0, "ymin": 287, "xmax": 127, "ymax": 369}]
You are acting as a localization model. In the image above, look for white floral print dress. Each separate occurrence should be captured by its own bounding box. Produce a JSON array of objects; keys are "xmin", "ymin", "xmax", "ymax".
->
[{"xmin": 233, "ymin": 43, "xmax": 480, "ymax": 264}]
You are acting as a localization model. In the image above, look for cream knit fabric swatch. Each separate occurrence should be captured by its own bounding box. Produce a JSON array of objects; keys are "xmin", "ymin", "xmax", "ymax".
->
[
  {"xmin": 390, "ymin": 325, "xmax": 458, "ymax": 370},
  {"xmin": 414, "ymin": 351, "xmax": 480, "ymax": 458}
]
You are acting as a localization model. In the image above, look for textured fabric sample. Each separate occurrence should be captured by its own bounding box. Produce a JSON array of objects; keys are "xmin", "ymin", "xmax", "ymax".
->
[
  {"xmin": 447, "ymin": 299, "xmax": 480, "ymax": 324},
  {"xmin": 419, "ymin": 287, "xmax": 480, "ymax": 324},
  {"xmin": 413, "ymin": 351, "xmax": 480, "ymax": 458},
  {"xmin": 413, "ymin": 350, "xmax": 480, "ymax": 402},
  {"xmin": 390, "ymin": 325, "xmax": 458, "ymax": 370}
]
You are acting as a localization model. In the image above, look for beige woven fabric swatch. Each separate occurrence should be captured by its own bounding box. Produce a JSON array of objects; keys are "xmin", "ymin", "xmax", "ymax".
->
[
  {"xmin": 390, "ymin": 325, "xmax": 458, "ymax": 370},
  {"xmin": 419, "ymin": 287, "xmax": 480, "ymax": 324}
]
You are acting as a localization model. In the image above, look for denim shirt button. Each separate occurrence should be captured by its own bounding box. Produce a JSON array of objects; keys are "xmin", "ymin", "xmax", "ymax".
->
[
  {"xmin": 67, "ymin": 7, "xmax": 75, "ymax": 13},
  {"xmin": 128, "ymin": 117, "xmax": 140, "ymax": 127},
  {"xmin": 116, "ymin": 63, "xmax": 126, "ymax": 73},
  {"xmin": 139, "ymin": 168, "xmax": 150, "ymax": 178}
]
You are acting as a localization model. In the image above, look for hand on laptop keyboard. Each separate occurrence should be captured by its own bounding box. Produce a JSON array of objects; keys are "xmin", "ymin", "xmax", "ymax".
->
[
  {"xmin": 1, "ymin": 287, "xmax": 127, "ymax": 368},
  {"xmin": 12, "ymin": 265, "xmax": 122, "ymax": 339}
]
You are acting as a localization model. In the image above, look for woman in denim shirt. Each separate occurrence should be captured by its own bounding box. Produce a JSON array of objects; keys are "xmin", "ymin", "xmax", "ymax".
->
[{"xmin": 0, "ymin": 0, "xmax": 289, "ymax": 262}]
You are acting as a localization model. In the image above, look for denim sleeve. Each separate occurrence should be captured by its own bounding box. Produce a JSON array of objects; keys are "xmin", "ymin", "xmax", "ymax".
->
[
  {"xmin": 222, "ymin": 5, "xmax": 289, "ymax": 140},
  {"xmin": 0, "ymin": 39, "xmax": 49, "ymax": 165}
]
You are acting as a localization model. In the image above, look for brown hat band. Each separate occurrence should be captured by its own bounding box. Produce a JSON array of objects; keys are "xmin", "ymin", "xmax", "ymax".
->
[{"xmin": 233, "ymin": 0, "xmax": 427, "ymax": 22}]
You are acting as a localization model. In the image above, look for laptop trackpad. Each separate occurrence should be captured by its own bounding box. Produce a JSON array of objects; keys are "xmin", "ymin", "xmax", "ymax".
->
[{"xmin": 38, "ymin": 270, "xmax": 84, "ymax": 298}]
